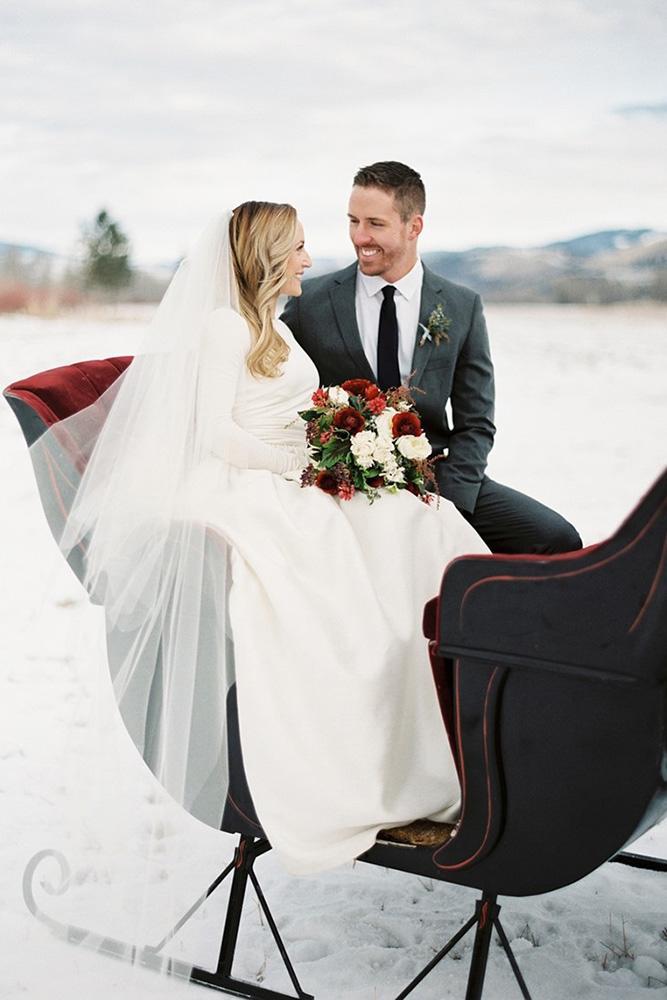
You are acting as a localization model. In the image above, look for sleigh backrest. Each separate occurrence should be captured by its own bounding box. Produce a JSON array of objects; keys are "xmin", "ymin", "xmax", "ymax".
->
[
  {"xmin": 5, "ymin": 357, "xmax": 132, "ymax": 443},
  {"xmin": 423, "ymin": 467, "xmax": 667, "ymax": 896},
  {"xmin": 4, "ymin": 358, "xmax": 133, "ymax": 582}
]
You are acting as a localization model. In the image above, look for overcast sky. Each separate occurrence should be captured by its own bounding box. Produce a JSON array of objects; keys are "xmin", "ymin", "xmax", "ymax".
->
[{"xmin": 2, "ymin": 0, "xmax": 666, "ymax": 262}]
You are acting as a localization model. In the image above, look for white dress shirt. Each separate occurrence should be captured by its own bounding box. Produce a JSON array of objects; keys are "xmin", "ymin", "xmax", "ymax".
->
[{"xmin": 355, "ymin": 258, "xmax": 424, "ymax": 385}]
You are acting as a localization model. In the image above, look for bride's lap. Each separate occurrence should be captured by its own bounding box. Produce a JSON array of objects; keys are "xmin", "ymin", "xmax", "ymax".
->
[{"xmin": 180, "ymin": 461, "xmax": 487, "ymax": 571}]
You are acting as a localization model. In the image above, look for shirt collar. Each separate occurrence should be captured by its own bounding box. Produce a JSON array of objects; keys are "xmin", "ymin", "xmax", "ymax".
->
[{"xmin": 357, "ymin": 257, "xmax": 423, "ymax": 301}]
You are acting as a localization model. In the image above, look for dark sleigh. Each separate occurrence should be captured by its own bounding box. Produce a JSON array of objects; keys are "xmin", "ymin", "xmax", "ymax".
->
[{"xmin": 5, "ymin": 355, "xmax": 667, "ymax": 1000}]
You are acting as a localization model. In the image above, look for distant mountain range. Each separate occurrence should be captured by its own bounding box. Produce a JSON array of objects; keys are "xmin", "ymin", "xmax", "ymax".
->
[
  {"xmin": 2, "ymin": 228, "xmax": 666, "ymax": 304},
  {"xmin": 419, "ymin": 229, "xmax": 667, "ymax": 303}
]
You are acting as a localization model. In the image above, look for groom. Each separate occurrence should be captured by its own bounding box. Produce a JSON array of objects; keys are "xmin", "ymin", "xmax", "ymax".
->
[{"xmin": 281, "ymin": 161, "xmax": 581, "ymax": 554}]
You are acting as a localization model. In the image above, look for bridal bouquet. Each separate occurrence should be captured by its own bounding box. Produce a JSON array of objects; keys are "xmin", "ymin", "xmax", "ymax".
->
[{"xmin": 298, "ymin": 379, "xmax": 438, "ymax": 503}]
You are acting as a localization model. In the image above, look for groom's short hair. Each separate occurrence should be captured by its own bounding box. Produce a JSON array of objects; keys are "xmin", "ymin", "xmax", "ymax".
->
[{"xmin": 353, "ymin": 161, "xmax": 425, "ymax": 222}]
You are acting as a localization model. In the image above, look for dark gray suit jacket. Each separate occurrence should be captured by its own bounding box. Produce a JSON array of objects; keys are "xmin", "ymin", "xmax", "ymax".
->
[{"xmin": 281, "ymin": 262, "xmax": 495, "ymax": 513}]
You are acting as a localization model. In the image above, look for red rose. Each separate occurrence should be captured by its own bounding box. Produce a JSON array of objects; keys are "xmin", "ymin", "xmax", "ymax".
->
[
  {"xmin": 391, "ymin": 411, "xmax": 422, "ymax": 437},
  {"xmin": 368, "ymin": 395, "xmax": 386, "ymax": 415},
  {"xmin": 333, "ymin": 406, "xmax": 366, "ymax": 434},
  {"xmin": 363, "ymin": 384, "xmax": 381, "ymax": 400},
  {"xmin": 311, "ymin": 388, "xmax": 328, "ymax": 407},
  {"xmin": 367, "ymin": 476, "xmax": 385, "ymax": 488},
  {"xmin": 315, "ymin": 470, "xmax": 339, "ymax": 495},
  {"xmin": 337, "ymin": 482, "xmax": 355, "ymax": 501},
  {"xmin": 341, "ymin": 378, "xmax": 372, "ymax": 396}
]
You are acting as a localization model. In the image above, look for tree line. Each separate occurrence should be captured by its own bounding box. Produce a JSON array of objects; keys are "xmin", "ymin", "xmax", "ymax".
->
[{"xmin": 0, "ymin": 209, "xmax": 168, "ymax": 313}]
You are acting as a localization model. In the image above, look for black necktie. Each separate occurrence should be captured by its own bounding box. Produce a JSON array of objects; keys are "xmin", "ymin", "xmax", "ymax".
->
[{"xmin": 377, "ymin": 285, "xmax": 401, "ymax": 391}]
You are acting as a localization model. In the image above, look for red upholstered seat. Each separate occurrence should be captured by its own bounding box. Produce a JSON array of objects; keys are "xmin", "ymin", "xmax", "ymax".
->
[
  {"xmin": 5, "ymin": 356, "xmax": 132, "ymax": 430},
  {"xmin": 4, "ymin": 357, "xmax": 136, "ymax": 582}
]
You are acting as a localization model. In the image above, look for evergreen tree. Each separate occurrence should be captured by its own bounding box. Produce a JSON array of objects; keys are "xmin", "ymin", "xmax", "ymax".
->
[{"xmin": 82, "ymin": 209, "xmax": 133, "ymax": 292}]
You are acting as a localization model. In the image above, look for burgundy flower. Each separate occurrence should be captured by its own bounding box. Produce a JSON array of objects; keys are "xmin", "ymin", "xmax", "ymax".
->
[
  {"xmin": 333, "ymin": 406, "xmax": 366, "ymax": 434},
  {"xmin": 305, "ymin": 419, "xmax": 319, "ymax": 442},
  {"xmin": 311, "ymin": 388, "xmax": 328, "ymax": 407},
  {"xmin": 300, "ymin": 465, "xmax": 317, "ymax": 487},
  {"xmin": 341, "ymin": 378, "xmax": 372, "ymax": 396},
  {"xmin": 367, "ymin": 476, "xmax": 385, "ymax": 488},
  {"xmin": 368, "ymin": 395, "xmax": 386, "ymax": 415},
  {"xmin": 334, "ymin": 463, "xmax": 352, "ymax": 485},
  {"xmin": 406, "ymin": 481, "xmax": 420, "ymax": 496},
  {"xmin": 315, "ymin": 470, "xmax": 339, "ymax": 495},
  {"xmin": 392, "ymin": 411, "xmax": 422, "ymax": 437},
  {"xmin": 386, "ymin": 386, "xmax": 413, "ymax": 409}
]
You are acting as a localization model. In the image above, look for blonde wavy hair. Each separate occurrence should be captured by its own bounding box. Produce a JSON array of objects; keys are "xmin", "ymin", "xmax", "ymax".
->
[{"xmin": 229, "ymin": 201, "xmax": 298, "ymax": 378}]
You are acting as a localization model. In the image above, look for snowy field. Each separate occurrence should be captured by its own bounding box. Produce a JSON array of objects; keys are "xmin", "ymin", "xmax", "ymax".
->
[{"xmin": 0, "ymin": 302, "xmax": 666, "ymax": 1000}]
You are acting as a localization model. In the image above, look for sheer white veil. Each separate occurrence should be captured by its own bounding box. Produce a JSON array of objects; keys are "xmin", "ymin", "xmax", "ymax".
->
[
  {"xmin": 32, "ymin": 212, "xmax": 240, "ymax": 827},
  {"xmin": 24, "ymin": 214, "xmax": 245, "ymax": 979}
]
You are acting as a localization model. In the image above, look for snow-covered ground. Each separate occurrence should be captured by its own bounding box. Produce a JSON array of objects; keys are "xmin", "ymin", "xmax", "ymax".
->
[{"xmin": 1, "ymin": 302, "xmax": 666, "ymax": 999}]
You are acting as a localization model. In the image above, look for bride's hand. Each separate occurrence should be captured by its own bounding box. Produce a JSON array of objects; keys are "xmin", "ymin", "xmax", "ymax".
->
[{"xmin": 281, "ymin": 447, "xmax": 308, "ymax": 482}]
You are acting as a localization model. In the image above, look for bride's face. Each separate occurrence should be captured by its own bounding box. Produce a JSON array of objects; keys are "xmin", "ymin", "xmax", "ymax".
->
[{"xmin": 280, "ymin": 220, "xmax": 312, "ymax": 297}]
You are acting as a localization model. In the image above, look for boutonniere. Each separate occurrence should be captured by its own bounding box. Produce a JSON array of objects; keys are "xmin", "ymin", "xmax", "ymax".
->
[{"xmin": 419, "ymin": 303, "xmax": 451, "ymax": 348}]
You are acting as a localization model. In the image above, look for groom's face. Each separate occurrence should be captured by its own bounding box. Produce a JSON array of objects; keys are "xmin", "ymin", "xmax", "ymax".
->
[{"xmin": 347, "ymin": 185, "xmax": 422, "ymax": 283}]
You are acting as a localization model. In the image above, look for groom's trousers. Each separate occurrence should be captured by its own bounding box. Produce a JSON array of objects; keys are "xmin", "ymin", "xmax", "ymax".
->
[{"xmin": 458, "ymin": 476, "xmax": 583, "ymax": 555}]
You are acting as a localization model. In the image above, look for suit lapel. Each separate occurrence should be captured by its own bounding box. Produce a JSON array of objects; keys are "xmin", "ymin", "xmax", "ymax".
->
[
  {"xmin": 329, "ymin": 264, "xmax": 376, "ymax": 381},
  {"xmin": 409, "ymin": 266, "xmax": 443, "ymax": 387}
]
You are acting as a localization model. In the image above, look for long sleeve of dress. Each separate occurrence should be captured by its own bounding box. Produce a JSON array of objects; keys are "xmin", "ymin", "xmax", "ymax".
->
[{"xmin": 199, "ymin": 309, "xmax": 304, "ymax": 475}]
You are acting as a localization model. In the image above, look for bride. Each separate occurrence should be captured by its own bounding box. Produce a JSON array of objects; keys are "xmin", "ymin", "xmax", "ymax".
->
[{"xmin": 42, "ymin": 202, "xmax": 488, "ymax": 877}]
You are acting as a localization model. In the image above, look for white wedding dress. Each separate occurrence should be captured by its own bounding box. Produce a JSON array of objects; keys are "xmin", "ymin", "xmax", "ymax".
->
[{"xmin": 181, "ymin": 307, "xmax": 488, "ymax": 875}]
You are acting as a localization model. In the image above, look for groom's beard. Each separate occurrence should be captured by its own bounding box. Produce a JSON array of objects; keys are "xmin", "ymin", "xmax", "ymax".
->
[{"xmin": 355, "ymin": 243, "xmax": 414, "ymax": 281}]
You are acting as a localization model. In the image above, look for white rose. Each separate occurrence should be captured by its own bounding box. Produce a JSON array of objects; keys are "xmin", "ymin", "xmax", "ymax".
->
[
  {"xmin": 374, "ymin": 407, "xmax": 397, "ymax": 440},
  {"xmin": 396, "ymin": 434, "xmax": 432, "ymax": 461},
  {"xmin": 384, "ymin": 459, "xmax": 405, "ymax": 484},
  {"xmin": 327, "ymin": 385, "xmax": 349, "ymax": 406},
  {"xmin": 350, "ymin": 430, "xmax": 378, "ymax": 469},
  {"xmin": 372, "ymin": 438, "xmax": 395, "ymax": 468}
]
